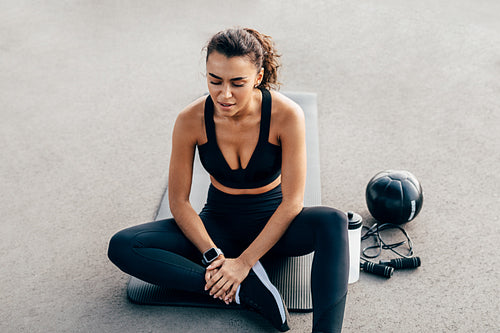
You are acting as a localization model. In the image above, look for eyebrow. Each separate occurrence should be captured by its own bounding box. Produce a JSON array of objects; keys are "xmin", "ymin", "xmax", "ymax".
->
[{"xmin": 208, "ymin": 73, "xmax": 247, "ymax": 81}]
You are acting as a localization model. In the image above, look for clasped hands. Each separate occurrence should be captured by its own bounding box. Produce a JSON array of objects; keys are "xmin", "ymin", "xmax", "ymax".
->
[{"xmin": 204, "ymin": 255, "xmax": 251, "ymax": 305}]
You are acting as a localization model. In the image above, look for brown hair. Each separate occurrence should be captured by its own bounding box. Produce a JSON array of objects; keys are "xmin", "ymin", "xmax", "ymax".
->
[{"xmin": 205, "ymin": 27, "xmax": 281, "ymax": 90}]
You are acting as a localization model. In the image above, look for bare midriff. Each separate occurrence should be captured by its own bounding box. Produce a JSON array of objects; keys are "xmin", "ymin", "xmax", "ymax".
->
[{"xmin": 210, "ymin": 174, "xmax": 282, "ymax": 195}]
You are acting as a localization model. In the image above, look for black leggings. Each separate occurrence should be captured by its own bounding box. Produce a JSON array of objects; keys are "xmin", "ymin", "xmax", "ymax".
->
[{"xmin": 108, "ymin": 184, "xmax": 349, "ymax": 332}]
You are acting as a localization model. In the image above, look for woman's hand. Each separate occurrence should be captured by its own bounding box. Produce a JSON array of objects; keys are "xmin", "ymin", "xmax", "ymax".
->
[{"xmin": 204, "ymin": 256, "xmax": 251, "ymax": 304}]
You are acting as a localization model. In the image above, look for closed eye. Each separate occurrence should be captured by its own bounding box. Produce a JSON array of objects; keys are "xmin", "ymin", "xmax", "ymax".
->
[
  {"xmin": 208, "ymin": 73, "xmax": 248, "ymax": 87},
  {"xmin": 210, "ymin": 81, "xmax": 245, "ymax": 87}
]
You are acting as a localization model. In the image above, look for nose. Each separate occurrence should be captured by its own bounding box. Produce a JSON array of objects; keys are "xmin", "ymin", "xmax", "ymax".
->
[{"xmin": 221, "ymin": 84, "xmax": 232, "ymax": 98}]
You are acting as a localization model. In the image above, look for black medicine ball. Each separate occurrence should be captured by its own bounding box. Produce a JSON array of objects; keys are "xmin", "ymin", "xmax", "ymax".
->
[{"xmin": 365, "ymin": 170, "xmax": 423, "ymax": 225}]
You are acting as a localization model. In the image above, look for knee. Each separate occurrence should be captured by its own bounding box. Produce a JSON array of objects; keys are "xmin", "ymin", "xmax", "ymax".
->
[
  {"xmin": 107, "ymin": 228, "xmax": 134, "ymax": 266},
  {"xmin": 312, "ymin": 207, "xmax": 348, "ymax": 239}
]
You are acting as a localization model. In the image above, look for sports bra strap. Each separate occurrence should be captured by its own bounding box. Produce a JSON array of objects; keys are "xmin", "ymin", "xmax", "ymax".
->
[
  {"xmin": 259, "ymin": 88, "xmax": 272, "ymax": 144},
  {"xmin": 204, "ymin": 95, "xmax": 216, "ymax": 143}
]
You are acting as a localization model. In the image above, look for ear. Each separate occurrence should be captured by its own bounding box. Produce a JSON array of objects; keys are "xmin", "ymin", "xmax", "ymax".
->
[{"xmin": 255, "ymin": 67, "xmax": 264, "ymax": 86}]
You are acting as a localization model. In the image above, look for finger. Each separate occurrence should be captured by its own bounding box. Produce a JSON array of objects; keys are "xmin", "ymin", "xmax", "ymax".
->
[
  {"xmin": 204, "ymin": 271, "xmax": 211, "ymax": 289},
  {"xmin": 224, "ymin": 283, "xmax": 239, "ymax": 303},
  {"xmin": 204, "ymin": 266, "xmax": 219, "ymax": 283},
  {"xmin": 205, "ymin": 269, "xmax": 215, "ymax": 285},
  {"xmin": 209, "ymin": 277, "xmax": 225, "ymax": 297},
  {"xmin": 204, "ymin": 270, "xmax": 222, "ymax": 292},
  {"xmin": 205, "ymin": 268, "xmax": 212, "ymax": 281},
  {"xmin": 206, "ymin": 256, "xmax": 225, "ymax": 270},
  {"xmin": 212, "ymin": 279, "xmax": 231, "ymax": 299},
  {"xmin": 213, "ymin": 277, "xmax": 230, "ymax": 297},
  {"xmin": 223, "ymin": 292, "xmax": 233, "ymax": 304},
  {"xmin": 209, "ymin": 268, "xmax": 231, "ymax": 297},
  {"xmin": 223, "ymin": 291, "xmax": 233, "ymax": 305}
]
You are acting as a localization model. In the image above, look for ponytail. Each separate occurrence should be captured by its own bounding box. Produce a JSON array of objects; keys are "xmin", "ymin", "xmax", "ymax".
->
[
  {"xmin": 205, "ymin": 27, "xmax": 281, "ymax": 90},
  {"xmin": 243, "ymin": 28, "xmax": 281, "ymax": 90}
]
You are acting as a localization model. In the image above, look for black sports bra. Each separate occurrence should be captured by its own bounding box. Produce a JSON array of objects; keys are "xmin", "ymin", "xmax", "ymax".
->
[{"xmin": 198, "ymin": 88, "xmax": 282, "ymax": 189}]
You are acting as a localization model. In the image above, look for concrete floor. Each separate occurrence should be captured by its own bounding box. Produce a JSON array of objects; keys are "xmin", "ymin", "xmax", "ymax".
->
[{"xmin": 1, "ymin": 1, "xmax": 499, "ymax": 332}]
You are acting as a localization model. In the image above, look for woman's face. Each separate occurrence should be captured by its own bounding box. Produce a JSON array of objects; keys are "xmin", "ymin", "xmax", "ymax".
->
[{"xmin": 206, "ymin": 51, "xmax": 263, "ymax": 116}]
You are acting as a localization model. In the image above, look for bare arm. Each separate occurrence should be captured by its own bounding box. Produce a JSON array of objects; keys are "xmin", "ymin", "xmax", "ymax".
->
[{"xmin": 168, "ymin": 103, "xmax": 217, "ymax": 255}]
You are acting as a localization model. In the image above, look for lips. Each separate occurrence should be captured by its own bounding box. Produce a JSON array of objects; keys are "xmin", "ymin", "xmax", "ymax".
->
[{"xmin": 218, "ymin": 102, "xmax": 235, "ymax": 108}]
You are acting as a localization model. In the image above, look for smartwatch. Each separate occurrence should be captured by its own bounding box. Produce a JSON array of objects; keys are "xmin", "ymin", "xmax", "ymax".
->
[{"xmin": 202, "ymin": 247, "xmax": 224, "ymax": 266}]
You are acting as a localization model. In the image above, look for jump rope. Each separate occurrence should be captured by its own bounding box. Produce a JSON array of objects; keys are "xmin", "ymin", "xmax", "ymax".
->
[{"xmin": 359, "ymin": 222, "xmax": 421, "ymax": 278}]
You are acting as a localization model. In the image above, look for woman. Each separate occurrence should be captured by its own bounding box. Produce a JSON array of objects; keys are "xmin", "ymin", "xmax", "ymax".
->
[{"xmin": 108, "ymin": 27, "xmax": 349, "ymax": 333}]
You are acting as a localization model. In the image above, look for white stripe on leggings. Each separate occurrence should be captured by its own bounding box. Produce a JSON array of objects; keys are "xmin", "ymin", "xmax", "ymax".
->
[{"xmin": 251, "ymin": 261, "xmax": 286, "ymax": 324}]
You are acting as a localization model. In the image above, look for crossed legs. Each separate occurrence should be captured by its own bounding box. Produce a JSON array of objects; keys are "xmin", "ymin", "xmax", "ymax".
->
[{"xmin": 107, "ymin": 206, "xmax": 349, "ymax": 332}]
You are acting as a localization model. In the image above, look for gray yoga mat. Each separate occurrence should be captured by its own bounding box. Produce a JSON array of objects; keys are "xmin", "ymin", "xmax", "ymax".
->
[{"xmin": 127, "ymin": 92, "xmax": 320, "ymax": 312}]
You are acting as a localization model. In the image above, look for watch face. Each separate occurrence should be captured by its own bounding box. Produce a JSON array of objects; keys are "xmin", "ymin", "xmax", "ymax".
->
[{"xmin": 205, "ymin": 248, "xmax": 218, "ymax": 262}]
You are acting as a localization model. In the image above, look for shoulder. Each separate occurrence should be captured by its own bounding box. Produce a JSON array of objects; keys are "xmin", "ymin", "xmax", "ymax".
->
[
  {"xmin": 176, "ymin": 95, "xmax": 206, "ymax": 123},
  {"xmin": 269, "ymin": 90, "xmax": 305, "ymax": 127},
  {"xmin": 174, "ymin": 95, "xmax": 206, "ymax": 130},
  {"xmin": 172, "ymin": 95, "xmax": 207, "ymax": 144}
]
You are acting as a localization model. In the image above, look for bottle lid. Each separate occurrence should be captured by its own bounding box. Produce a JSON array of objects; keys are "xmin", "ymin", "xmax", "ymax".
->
[{"xmin": 347, "ymin": 211, "xmax": 362, "ymax": 230}]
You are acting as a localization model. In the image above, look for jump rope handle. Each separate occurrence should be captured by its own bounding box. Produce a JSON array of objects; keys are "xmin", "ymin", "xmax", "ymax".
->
[
  {"xmin": 379, "ymin": 257, "xmax": 421, "ymax": 269},
  {"xmin": 361, "ymin": 261, "xmax": 394, "ymax": 278}
]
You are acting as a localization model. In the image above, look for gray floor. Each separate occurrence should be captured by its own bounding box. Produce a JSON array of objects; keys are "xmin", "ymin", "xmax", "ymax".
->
[{"xmin": 1, "ymin": 1, "xmax": 499, "ymax": 332}]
